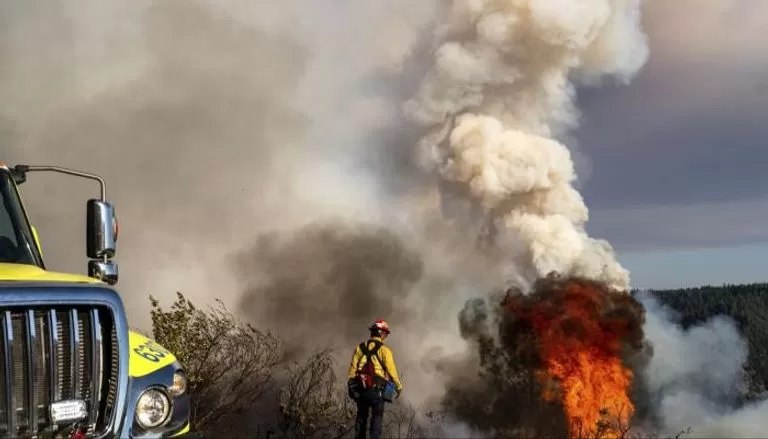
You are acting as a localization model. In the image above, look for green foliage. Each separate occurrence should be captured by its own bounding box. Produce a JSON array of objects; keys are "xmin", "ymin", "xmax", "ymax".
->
[{"xmin": 150, "ymin": 292, "xmax": 282, "ymax": 434}]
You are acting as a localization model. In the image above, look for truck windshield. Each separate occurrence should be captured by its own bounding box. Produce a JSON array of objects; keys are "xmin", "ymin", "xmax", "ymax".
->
[{"xmin": 0, "ymin": 169, "xmax": 43, "ymax": 266}]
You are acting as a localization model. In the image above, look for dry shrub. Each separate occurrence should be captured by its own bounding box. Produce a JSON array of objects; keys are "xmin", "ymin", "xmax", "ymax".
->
[{"xmin": 150, "ymin": 292, "xmax": 282, "ymax": 435}]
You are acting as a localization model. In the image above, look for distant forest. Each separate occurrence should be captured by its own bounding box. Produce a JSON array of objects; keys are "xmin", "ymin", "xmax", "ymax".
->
[{"xmin": 639, "ymin": 282, "xmax": 768, "ymax": 399}]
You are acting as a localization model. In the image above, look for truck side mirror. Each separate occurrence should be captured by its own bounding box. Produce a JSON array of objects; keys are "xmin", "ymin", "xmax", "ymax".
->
[
  {"xmin": 86, "ymin": 199, "xmax": 119, "ymax": 284},
  {"xmin": 89, "ymin": 259, "xmax": 118, "ymax": 285}
]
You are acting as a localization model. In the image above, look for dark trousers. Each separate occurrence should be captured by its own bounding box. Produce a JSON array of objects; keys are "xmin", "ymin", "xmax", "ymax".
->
[{"xmin": 354, "ymin": 389, "xmax": 385, "ymax": 439}]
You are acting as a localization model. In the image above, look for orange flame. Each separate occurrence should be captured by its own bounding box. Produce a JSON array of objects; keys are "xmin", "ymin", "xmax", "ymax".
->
[{"xmin": 505, "ymin": 279, "xmax": 636, "ymax": 438}]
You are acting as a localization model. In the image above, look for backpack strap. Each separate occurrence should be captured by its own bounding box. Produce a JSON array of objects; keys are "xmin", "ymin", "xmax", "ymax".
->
[{"xmin": 356, "ymin": 339, "xmax": 390, "ymax": 378}]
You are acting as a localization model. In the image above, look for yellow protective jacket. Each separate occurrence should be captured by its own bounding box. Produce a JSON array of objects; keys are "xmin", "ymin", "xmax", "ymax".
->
[{"xmin": 347, "ymin": 336, "xmax": 403, "ymax": 392}]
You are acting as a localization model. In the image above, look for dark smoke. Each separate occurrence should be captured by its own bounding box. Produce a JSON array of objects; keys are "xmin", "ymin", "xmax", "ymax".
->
[
  {"xmin": 442, "ymin": 276, "xmax": 652, "ymax": 437},
  {"xmin": 233, "ymin": 220, "xmax": 425, "ymax": 356},
  {"xmin": 0, "ymin": 0, "xmax": 311, "ymax": 328}
]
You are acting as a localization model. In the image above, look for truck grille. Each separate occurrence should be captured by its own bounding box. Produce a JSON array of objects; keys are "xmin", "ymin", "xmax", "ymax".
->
[{"xmin": 0, "ymin": 306, "xmax": 120, "ymax": 438}]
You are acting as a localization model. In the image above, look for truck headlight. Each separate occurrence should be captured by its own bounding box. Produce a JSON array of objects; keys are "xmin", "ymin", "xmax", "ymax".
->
[
  {"xmin": 168, "ymin": 371, "xmax": 187, "ymax": 397},
  {"xmin": 135, "ymin": 389, "xmax": 171, "ymax": 429}
]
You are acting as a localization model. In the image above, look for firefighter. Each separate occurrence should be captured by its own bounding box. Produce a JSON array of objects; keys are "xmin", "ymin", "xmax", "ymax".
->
[{"xmin": 347, "ymin": 319, "xmax": 403, "ymax": 439}]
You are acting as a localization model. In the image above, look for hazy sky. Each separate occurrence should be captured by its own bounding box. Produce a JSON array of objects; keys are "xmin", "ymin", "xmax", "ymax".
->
[{"xmin": 575, "ymin": 0, "xmax": 768, "ymax": 289}]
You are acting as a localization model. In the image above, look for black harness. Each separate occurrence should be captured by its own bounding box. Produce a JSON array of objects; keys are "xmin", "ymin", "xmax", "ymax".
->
[{"xmin": 357, "ymin": 339, "xmax": 390, "ymax": 387}]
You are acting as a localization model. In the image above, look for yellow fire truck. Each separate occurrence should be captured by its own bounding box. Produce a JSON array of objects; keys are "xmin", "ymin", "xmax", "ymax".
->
[{"xmin": 0, "ymin": 162, "xmax": 190, "ymax": 438}]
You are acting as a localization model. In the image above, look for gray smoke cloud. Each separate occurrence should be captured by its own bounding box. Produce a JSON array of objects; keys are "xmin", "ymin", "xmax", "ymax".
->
[
  {"xmin": 0, "ymin": 0, "xmax": 442, "ymax": 328},
  {"xmin": 0, "ymin": 0, "xmax": 312, "ymax": 325},
  {"xmin": 232, "ymin": 215, "xmax": 506, "ymax": 408},
  {"xmin": 234, "ymin": 221, "xmax": 424, "ymax": 356}
]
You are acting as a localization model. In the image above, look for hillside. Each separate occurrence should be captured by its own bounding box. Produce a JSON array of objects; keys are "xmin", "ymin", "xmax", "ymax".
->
[{"xmin": 640, "ymin": 282, "xmax": 768, "ymax": 398}]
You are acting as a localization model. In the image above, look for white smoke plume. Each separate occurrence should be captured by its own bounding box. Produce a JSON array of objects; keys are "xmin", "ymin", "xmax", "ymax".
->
[{"xmin": 404, "ymin": 0, "xmax": 649, "ymax": 292}]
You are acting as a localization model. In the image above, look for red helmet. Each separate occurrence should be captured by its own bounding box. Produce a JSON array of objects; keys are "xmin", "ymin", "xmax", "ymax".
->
[{"xmin": 369, "ymin": 319, "xmax": 390, "ymax": 334}]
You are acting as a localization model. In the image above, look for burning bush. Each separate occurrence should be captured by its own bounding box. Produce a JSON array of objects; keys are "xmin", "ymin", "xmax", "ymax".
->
[{"xmin": 444, "ymin": 275, "xmax": 649, "ymax": 438}]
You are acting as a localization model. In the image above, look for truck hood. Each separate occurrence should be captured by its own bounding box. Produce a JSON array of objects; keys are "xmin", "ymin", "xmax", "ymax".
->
[
  {"xmin": 0, "ymin": 265, "xmax": 181, "ymax": 377},
  {"xmin": 0, "ymin": 262, "xmax": 101, "ymax": 284}
]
